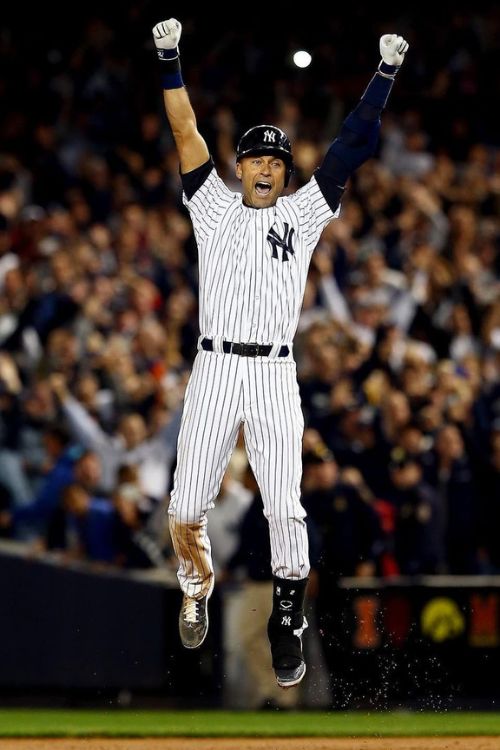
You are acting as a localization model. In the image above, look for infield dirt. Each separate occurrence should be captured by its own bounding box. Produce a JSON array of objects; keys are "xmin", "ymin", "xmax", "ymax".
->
[{"xmin": 0, "ymin": 737, "xmax": 498, "ymax": 750}]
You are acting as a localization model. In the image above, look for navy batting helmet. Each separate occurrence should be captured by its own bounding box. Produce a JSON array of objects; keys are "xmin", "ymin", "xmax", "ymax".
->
[{"xmin": 236, "ymin": 125, "xmax": 294, "ymax": 187}]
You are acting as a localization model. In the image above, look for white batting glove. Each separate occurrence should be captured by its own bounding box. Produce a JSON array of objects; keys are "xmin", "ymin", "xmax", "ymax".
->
[
  {"xmin": 152, "ymin": 18, "xmax": 182, "ymax": 60},
  {"xmin": 379, "ymin": 34, "xmax": 409, "ymax": 67}
]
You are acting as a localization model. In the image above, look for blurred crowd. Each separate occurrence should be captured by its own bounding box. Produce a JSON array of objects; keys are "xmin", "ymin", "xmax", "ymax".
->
[{"xmin": 0, "ymin": 4, "xmax": 499, "ymax": 589}]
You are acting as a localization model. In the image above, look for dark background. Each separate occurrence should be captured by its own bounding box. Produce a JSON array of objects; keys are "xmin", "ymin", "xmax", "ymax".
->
[{"xmin": 2, "ymin": 3, "xmax": 500, "ymax": 159}]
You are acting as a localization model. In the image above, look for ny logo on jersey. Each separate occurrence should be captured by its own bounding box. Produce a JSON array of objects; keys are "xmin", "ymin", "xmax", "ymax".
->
[
  {"xmin": 263, "ymin": 129, "xmax": 276, "ymax": 143},
  {"xmin": 267, "ymin": 223, "xmax": 295, "ymax": 262},
  {"xmin": 281, "ymin": 616, "xmax": 291, "ymax": 627}
]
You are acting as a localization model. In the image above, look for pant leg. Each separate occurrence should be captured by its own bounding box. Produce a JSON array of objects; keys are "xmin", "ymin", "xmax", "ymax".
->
[
  {"xmin": 243, "ymin": 358, "xmax": 309, "ymax": 580},
  {"xmin": 169, "ymin": 351, "xmax": 243, "ymax": 598}
]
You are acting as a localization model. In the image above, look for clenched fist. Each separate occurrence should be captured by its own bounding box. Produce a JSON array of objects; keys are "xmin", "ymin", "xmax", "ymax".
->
[
  {"xmin": 379, "ymin": 34, "xmax": 409, "ymax": 67},
  {"xmin": 152, "ymin": 18, "xmax": 182, "ymax": 60}
]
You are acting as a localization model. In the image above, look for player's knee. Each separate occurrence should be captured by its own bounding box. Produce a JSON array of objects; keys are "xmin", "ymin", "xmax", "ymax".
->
[
  {"xmin": 168, "ymin": 503, "xmax": 205, "ymax": 526},
  {"xmin": 266, "ymin": 504, "xmax": 307, "ymax": 525}
]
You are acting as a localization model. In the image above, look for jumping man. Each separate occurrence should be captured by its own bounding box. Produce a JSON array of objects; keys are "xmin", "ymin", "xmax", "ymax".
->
[{"xmin": 152, "ymin": 17, "xmax": 408, "ymax": 688}]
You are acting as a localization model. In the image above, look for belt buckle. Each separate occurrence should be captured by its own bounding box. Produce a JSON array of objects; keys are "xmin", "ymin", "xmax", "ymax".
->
[{"xmin": 243, "ymin": 343, "xmax": 259, "ymax": 357}]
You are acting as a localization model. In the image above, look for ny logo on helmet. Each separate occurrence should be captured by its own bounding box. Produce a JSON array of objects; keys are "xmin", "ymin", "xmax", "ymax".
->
[
  {"xmin": 267, "ymin": 223, "xmax": 295, "ymax": 262},
  {"xmin": 263, "ymin": 130, "xmax": 276, "ymax": 143}
]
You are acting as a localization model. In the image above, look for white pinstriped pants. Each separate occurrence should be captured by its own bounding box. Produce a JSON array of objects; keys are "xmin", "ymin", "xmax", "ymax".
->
[{"xmin": 169, "ymin": 350, "xmax": 310, "ymax": 599}]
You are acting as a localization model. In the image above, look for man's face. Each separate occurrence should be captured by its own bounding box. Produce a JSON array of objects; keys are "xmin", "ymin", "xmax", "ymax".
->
[
  {"xmin": 119, "ymin": 414, "xmax": 147, "ymax": 449},
  {"xmin": 75, "ymin": 453, "xmax": 102, "ymax": 489},
  {"xmin": 236, "ymin": 154, "xmax": 286, "ymax": 208}
]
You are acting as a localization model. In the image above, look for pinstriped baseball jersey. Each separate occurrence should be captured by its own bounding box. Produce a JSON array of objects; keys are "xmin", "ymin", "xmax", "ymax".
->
[
  {"xmin": 169, "ymin": 164, "xmax": 340, "ymax": 599},
  {"xmin": 185, "ymin": 167, "xmax": 340, "ymax": 346}
]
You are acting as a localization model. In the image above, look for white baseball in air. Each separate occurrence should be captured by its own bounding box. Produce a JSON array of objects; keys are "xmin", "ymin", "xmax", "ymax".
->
[{"xmin": 293, "ymin": 50, "xmax": 312, "ymax": 69}]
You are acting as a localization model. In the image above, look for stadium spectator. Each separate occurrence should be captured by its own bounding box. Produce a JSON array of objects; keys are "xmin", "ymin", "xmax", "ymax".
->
[{"xmin": 50, "ymin": 372, "xmax": 180, "ymax": 499}]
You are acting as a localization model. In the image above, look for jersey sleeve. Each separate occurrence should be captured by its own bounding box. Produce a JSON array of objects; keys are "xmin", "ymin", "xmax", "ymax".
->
[
  {"xmin": 287, "ymin": 174, "xmax": 341, "ymax": 253},
  {"xmin": 181, "ymin": 158, "xmax": 214, "ymax": 200},
  {"xmin": 182, "ymin": 161, "xmax": 236, "ymax": 240}
]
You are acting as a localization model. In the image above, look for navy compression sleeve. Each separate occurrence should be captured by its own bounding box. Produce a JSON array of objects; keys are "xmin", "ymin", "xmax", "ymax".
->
[{"xmin": 315, "ymin": 63, "xmax": 399, "ymax": 208}]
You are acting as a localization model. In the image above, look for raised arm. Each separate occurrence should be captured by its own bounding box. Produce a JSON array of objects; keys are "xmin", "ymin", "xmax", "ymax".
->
[
  {"xmin": 316, "ymin": 34, "xmax": 409, "ymax": 209},
  {"xmin": 50, "ymin": 374, "xmax": 110, "ymax": 452},
  {"xmin": 152, "ymin": 18, "xmax": 209, "ymax": 174}
]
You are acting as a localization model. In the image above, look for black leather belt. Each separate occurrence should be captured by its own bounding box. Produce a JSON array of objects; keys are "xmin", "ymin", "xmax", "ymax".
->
[{"xmin": 201, "ymin": 338, "xmax": 289, "ymax": 358}]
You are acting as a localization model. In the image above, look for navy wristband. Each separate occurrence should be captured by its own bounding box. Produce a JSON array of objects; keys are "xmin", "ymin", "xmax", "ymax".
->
[
  {"xmin": 378, "ymin": 60, "xmax": 399, "ymax": 78},
  {"xmin": 157, "ymin": 47, "xmax": 179, "ymax": 61},
  {"xmin": 163, "ymin": 71, "xmax": 184, "ymax": 89},
  {"xmin": 159, "ymin": 55, "xmax": 184, "ymax": 90}
]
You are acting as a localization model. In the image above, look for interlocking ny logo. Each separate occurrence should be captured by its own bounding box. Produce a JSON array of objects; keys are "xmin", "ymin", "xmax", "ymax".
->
[
  {"xmin": 263, "ymin": 129, "xmax": 276, "ymax": 143},
  {"xmin": 281, "ymin": 616, "xmax": 291, "ymax": 627},
  {"xmin": 267, "ymin": 223, "xmax": 295, "ymax": 262}
]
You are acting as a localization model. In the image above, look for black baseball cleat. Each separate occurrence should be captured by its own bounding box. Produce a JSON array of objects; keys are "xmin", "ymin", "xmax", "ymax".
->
[
  {"xmin": 276, "ymin": 662, "xmax": 306, "ymax": 689},
  {"xmin": 178, "ymin": 594, "xmax": 209, "ymax": 649},
  {"xmin": 268, "ymin": 576, "xmax": 309, "ymax": 688},
  {"xmin": 268, "ymin": 613, "xmax": 308, "ymax": 688}
]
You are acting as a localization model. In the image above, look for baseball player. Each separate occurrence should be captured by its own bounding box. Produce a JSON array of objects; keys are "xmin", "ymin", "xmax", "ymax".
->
[{"xmin": 152, "ymin": 17, "xmax": 408, "ymax": 688}]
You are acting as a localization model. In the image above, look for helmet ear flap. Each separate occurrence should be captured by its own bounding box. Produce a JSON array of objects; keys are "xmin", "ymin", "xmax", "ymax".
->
[{"xmin": 284, "ymin": 163, "xmax": 293, "ymax": 188}]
